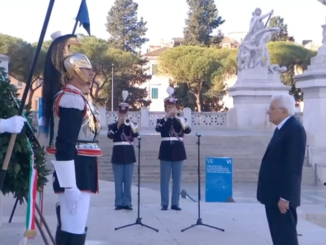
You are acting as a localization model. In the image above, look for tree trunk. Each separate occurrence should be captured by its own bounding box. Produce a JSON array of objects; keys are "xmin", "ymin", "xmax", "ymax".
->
[
  {"xmin": 195, "ymin": 93, "xmax": 202, "ymax": 112},
  {"xmin": 28, "ymin": 89, "xmax": 34, "ymax": 107},
  {"xmin": 186, "ymin": 81, "xmax": 202, "ymax": 112}
]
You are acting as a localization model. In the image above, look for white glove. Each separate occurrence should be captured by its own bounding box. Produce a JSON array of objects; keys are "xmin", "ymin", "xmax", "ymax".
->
[
  {"xmin": 64, "ymin": 188, "xmax": 81, "ymax": 215},
  {"xmin": 0, "ymin": 116, "xmax": 26, "ymax": 134}
]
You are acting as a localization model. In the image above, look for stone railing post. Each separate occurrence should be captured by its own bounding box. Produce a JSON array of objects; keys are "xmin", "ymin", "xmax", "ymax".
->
[
  {"xmin": 183, "ymin": 107, "xmax": 192, "ymax": 127},
  {"xmin": 98, "ymin": 107, "xmax": 107, "ymax": 128},
  {"xmin": 140, "ymin": 107, "xmax": 149, "ymax": 128}
]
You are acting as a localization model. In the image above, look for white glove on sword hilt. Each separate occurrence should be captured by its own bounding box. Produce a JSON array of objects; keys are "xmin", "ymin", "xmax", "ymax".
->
[
  {"xmin": 64, "ymin": 187, "xmax": 81, "ymax": 215},
  {"xmin": 0, "ymin": 116, "xmax": 26, "ymax": 134}
]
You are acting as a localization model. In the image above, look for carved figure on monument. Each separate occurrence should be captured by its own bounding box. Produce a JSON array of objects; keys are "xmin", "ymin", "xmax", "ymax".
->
[
  {"xmin": 317, "ymin": 0, "xmax": 326, "ymax": 38},
  {"xmin": 237, "ymin": 37, "xmax": 261, "ymax": 70},
  {"xmin": 237, "ymin": 8, "xmax": 286, "ymax": 74},
  {"xmin": 268, "ymin": 64, "xmax": 287, "ymax": 74},
  {"xmin": 246, "ymin": 8, "xmax": 273, "ymax": 42}
]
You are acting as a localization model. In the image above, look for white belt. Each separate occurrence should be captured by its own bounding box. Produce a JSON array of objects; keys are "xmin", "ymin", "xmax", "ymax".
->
[
  {"xmin": 162, "ymin": 137, "xmax": 183, "ymax": 141},
  {"xmin": 76, "ymin": 143, "xmax": 100, "ymax": 150},
  {"xmin": 113, "ymin": 142, "xmax": 134, "ymax": 146}
]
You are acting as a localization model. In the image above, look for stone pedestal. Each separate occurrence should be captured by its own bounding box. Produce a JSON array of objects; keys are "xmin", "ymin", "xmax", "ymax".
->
[
  {"xmin": 295, "ymin": 35, "xmax": 326, "ymax": 183},
  {"xmin": 228, "ymin": 67, "xmax": 290, "ymax": 129}
]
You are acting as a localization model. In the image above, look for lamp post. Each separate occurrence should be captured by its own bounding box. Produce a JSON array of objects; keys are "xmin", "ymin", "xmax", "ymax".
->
[{"xmin": 111, "ymin": 63, "xmax": 114, "ymax": 111}]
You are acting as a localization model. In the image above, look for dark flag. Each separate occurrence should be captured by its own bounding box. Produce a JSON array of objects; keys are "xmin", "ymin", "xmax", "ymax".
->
[{"xmin": 75, "ymin": 0, "xmax": 90, "ymax": 35}]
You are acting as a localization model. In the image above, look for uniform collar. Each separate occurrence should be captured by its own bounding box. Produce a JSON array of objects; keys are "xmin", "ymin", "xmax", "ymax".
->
[{"xmin": 65, "ymin": 84, "xmax": 83, "ymax": 94}]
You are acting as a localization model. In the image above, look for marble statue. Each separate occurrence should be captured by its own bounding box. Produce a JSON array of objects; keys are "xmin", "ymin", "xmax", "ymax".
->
[
  {"xmin": 237, "ymin": 8, "xmax": 287, "ymax": 74},
  {"xmin": 317, "ymin": 0, "xmax": 326, "ymax": 44}
]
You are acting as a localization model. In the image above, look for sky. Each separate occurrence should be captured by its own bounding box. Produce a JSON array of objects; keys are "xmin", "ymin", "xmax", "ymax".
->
[{"xmin": 1, "ymin": 0, "xmax": 325, "ymax": 51}]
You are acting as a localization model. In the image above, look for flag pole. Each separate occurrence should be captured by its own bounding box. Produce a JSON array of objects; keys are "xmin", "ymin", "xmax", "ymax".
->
[
  {"xmin": 0, "ymin": 0, "xmax": 56, "ymax": 191},
  {"xmin": 72, "ymin": 0, "xmax": 83, "ymax": 34}
]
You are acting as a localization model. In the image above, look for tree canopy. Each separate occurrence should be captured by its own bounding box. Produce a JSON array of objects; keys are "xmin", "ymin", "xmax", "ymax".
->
[
  {"xmin": 183, "ymin": 0, "xmax": 225, "ymax": 46},
  {"xmin": 73, "ymin": 35, "xmax": 151, "ymax": 110},
  {"xmin": 268, "ymin": 16, "xmax": 294, "ymax": 42},
  {"xmin": 158, "ymin": 41, "xmax": 315, "ymax": 111},
  {"xmin": 268, "ymin": 41, "xmax": 316, "ymax": 102},
  {"xmin": 0, "ymin": 34, "xmax": 49, "ymax": 105},
  {"xmin": 106, "ymin": 0, "xmax": 148, "ymax": 52},
  {"xmin": 159, "ymin": 46, "xmax": 236, "ymax": 111}
]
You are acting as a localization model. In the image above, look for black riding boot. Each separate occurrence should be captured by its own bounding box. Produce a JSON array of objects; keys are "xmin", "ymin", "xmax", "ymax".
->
[
  {"xmin": 55, "ymin": 228, "xmax": 71, "ymax": 245},
  {"xmin": 69, "ymin": 227, "xmax": 87, "ymax": 245},
  {"xmin": 55, "ymin": 203, "xmax": 72, "ymax": 244}
]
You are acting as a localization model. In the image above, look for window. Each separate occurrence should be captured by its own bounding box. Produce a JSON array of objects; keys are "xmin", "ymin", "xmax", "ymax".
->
[
  {"xmin": 151, "ymin": 64, "xmax": 158, "ymax": 75},
  {"xmin": 151, "ymin": 88, "xmax": 158, "ymax": 99}
]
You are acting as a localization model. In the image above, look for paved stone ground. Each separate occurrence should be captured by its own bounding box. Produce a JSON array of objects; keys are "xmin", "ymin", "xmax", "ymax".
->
[
  {"xmin": 0, "ymin": 181, "xmax": 325, "ymax": 245},
  {"xmin": 143, "ymin": 182, "xmax": 326, "ymax": 205}
]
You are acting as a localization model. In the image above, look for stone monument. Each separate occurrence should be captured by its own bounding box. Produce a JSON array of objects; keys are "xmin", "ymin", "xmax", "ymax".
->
[
  {"xmin": 228, "ymin": 8, "xmax": 290, "ymax": 129},
  {"xmin": 294, "ymin": 0, "xmax": 326, "ymax": 183}
]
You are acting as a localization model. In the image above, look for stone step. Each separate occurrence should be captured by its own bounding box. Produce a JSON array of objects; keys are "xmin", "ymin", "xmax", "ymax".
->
[
  {"xmin": 98, "ymin": 166, "xmax": 316, "ymax": 185},
  {"xmin": 44, "ymin": 133, "xmax": 315, "ymax": 184}
]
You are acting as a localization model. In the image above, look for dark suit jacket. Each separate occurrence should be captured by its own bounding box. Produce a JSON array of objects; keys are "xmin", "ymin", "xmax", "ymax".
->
[{"xmin": 257, "ymin": 116, "xmax": 306, "ymax": 207}]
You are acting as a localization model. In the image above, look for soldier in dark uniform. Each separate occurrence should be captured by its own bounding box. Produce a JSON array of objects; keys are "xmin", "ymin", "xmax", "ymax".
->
[
  {"xmin": 107, "ymin": 91, "xmax": 138, "ymax": 210},
  {"xmin": 42, "ymin": 31, "xmax": 102, "ymax": 245},
  {"xmin": 155, "ymin": 87, "xmax": 191, "ymax": 211}
]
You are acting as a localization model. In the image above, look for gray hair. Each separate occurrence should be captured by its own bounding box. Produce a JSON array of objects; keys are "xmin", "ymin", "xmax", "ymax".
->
[{"xmin": 271, "ymin": 94, "xmax": 296, "ymax": 116}]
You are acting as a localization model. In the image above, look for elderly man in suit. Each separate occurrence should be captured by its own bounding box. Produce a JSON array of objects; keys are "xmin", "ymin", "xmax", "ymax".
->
[{"xmin": 257, "ymin": 94, "xmax": 306, "ymax": 245}]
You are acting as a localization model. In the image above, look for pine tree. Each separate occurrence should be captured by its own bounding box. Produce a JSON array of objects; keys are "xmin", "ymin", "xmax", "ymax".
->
[
  {"xmin": 106, "ymin": 0, "xmax": 149, "ymax": 52},
  {"xmin": 183, "ymin": 0, "xmax": 225, "ymax": 46},
  {"xmin": 268, "ymin": 16, "xmax": 291, "ymax": 42},
  {"xmin": 0, "ymin": 67, "xmax": 49, "ymax": 202}
]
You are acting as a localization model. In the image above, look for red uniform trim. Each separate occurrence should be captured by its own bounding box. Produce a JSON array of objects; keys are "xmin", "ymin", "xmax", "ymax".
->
[
  {"xmin": 55, "ymin": 87, "xmax": 87, "ymax": 118},
  {"xmin": 46, "ymin": 147, "xmax": 103, "ymax": 157}
]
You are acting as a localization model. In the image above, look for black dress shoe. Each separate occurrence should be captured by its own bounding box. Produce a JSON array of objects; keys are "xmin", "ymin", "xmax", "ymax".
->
[
  {"xmin": 115, "ymin": 205, "xmax": 124, "ymax": 210},
  {"xmin": 161, "ymin": 205, "xmax": 168, "ymax": 211},
  {"xmin": 171, "ymin": 205, "xmax": 182, "ymax": 211},
  {"xmin": 124, "ymin": 205, "xmax": 133, "ymax": 210}
]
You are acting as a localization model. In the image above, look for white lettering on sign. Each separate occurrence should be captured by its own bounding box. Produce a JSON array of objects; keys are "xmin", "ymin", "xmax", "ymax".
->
[
  {"xmin": 206, "ymin": 158, "xmax": 214, "ymax": 164},
  {"xmin": 227, "ymin": 159, "xmax": 232, "ymax": 164},
  {"xmin": 206, "ymin": 165, "xmax": 231, "ymax": 174}
]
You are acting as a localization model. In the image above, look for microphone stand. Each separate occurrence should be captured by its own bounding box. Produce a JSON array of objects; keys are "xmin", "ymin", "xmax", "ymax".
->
[
  {"xmin": 181, "ymin": 133, "xmax": 225, "ymax": 233},
  {"xmin": 115, "ymin": 136, "xmax": 159, "ymax": 232}
]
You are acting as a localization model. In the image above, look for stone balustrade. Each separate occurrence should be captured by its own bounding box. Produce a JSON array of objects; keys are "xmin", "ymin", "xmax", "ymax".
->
[{"xmin": 28, "ymin": 107, "xmax": 303, "ymax": 130}]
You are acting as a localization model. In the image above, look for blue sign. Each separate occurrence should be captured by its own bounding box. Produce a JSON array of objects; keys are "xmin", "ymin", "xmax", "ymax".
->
[
  {"xmin": 205, "ymin": 157, "xmax": 233, "ymax": 202},
  {"xmin": 38, "ymin": 98, "xmax": 47, "ymax": 134}
]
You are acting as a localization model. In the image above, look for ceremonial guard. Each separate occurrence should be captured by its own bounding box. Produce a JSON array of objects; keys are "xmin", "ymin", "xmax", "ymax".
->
[
  {"xmin": 42, "ymin": 31, "xmax": 102, "ymax": 244},
  {"xmin": 155, "ymin": 87, "xmax": 191, "ymax": 211},
  {"xmin": 0, "ymin": 116, "xmax": 26, "ymax": 134},
  {"xmin": 107, "ymin": 91, "xmax": 138, "ymax": 210}
]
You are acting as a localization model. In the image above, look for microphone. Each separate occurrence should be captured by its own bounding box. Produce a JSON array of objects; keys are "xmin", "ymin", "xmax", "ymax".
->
[
  {"xmin": 137, "ymin": 136, "xmax": 141, "ymax": 141},
  {"xmin": 195, "ymin": 132, "xmax": 201, "ymax": 137}
]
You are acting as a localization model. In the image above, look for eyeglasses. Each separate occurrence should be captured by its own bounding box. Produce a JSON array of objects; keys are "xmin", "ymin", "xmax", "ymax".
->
[{"xmin": 268, "ymin": 107, "xmax": 285, "ymax": 111}]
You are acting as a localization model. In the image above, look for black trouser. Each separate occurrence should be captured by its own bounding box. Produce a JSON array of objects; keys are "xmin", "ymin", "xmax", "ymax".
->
[{"xmin": 265, "ymin": 205, "xmax": 298, "ymax": 245}]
